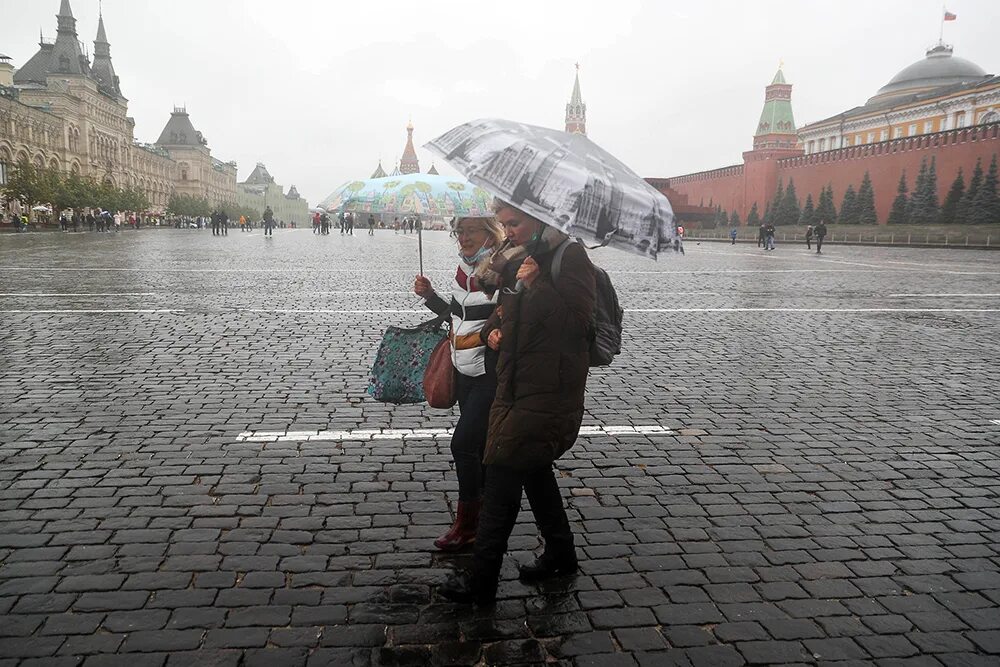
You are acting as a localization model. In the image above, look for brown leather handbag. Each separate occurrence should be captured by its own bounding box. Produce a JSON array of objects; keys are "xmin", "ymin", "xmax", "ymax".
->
[{"xmin": 423, "ymin": 334, "xmax": 457, "ymax": 408}]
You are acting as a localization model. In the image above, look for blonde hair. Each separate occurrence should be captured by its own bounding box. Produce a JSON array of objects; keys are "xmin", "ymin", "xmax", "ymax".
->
[{"xmin": 455, "ymin": 216, "xmax": 505, "ymax": 250}]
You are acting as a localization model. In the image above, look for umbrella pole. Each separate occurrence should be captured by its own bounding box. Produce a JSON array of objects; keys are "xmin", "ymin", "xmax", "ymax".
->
[{"xmin": 418, "ymin": 223, "xmax": 424, "ymax": 276}]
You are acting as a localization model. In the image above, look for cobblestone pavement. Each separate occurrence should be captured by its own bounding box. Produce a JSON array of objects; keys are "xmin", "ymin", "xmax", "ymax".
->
[{"xmin": 1, "ymin": 229, "xmax": 998, "ymax": 666}]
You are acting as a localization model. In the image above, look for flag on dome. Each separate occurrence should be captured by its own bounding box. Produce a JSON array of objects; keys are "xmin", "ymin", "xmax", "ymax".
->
[{"xmin": 943, "ymin": 10, "xmax": 957, "ymax": 20}]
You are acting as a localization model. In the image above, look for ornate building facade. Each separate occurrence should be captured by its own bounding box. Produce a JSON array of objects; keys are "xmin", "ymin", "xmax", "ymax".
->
[
  {"xmin": 0, "ymin": 0, "xmax": 307, "ymax": 214},
  {"xmin": 235, "ymin": 162, "xmax": 308, "ymax": 224},
  {"xmin": 649, "ymin": 43, "xmax": 1000, "ymax": 225}
]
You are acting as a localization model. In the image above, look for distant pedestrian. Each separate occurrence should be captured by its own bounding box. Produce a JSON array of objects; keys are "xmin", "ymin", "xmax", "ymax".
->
[
  {"xmin": 346, "ymin": 212, "xmax": 354, "ymax": 235},
  {"xmin": 730, "ymin": 227, "xmax": 738, "ymax": 244},
  {"xmin": 263, "ymin": 206, "xmax": 275, "ymax": 237},
  {"xmin": 805, "ymin": 225, "xmax": 813, "ymax": 250},
  {"xmin": 815, "ymin": 219, "xmax": 827, "ymax": 254},
  {"xmin": 321, "ymin": 213, "xmax": 330, "ymax": 235},
  {"xmin": 764, "ymin": 223, "xmax": 775, "ymax": 251},
  {"xmin": 368, "ymin": 214, "xmax": 375, "ymax": 236},
  {"xmin": 221, "ymin": 211, "xmax": 228, "ymax": 236},
  {"xmin": 757, "ymin": 223, "xmax": 766, "ymax": 248},
  {"xmin": 86, "ymin": 211, "xmax": 95, "ymax": 232}
]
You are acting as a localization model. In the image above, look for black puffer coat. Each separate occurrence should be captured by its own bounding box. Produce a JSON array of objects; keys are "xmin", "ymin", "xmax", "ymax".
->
[{"xmin": 480, "ymin": 242, "xmax": 596, "ymax": 469}]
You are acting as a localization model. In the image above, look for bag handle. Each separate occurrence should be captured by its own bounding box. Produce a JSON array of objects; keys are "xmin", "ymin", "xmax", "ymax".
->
[{"xmin": 417, "ymin": 313, "xmax": 449, "ymax": 332}]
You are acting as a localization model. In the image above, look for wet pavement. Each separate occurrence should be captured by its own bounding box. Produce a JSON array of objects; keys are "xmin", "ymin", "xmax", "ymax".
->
[{"xmin": 0, "ymin": 228, "xmax": 998, "ymax": 666}]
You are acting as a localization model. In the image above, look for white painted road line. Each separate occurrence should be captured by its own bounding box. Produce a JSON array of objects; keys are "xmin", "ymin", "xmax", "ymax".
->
[
  {"xmin": 628, "ymin": 308, "xmax": 1000, "ymax": 313},
  {"xmin": 0, "ymin": 309, "xmax": 183, "ymax": 314},
  {"xmin": 887, "ymin": 294, "xmax": 1000, "ymax": 298},
  {"xmin": 236, "ymin": 424, "xmax": 675, "ymax": 442},
  {"xmin": 0, "ymin": 267, "xmax": 455, "ymax": 273},
  {"xmin": 6, "ymin": 307, "xmax": 1000, "ymax": 315},
  {"xmin": 0, "ymin": 293, "xmax": 157, "ymax": 297}
]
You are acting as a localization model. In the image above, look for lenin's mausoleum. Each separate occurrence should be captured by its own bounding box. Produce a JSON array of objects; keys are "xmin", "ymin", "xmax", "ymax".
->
[{"xmin": 648, "ymin": 42, "xmax": 1000, "ymax": 225}]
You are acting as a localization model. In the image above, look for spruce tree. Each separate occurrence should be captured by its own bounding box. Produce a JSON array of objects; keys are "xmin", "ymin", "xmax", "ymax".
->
[
  {"xmin": 747, "ymin": 202, "xmax": 761, "ymax": 227},
  {"xmin": 856, "ymin": 170, "xmax": 877, "ymax": 225},
  {"xmin": 940, "ymin": 168, "xmax": 964, "ymax": 224},
  {"xmin": 840, "ymin": 184, "xmax": 858, "ymax": 225},
  {"xmin": 959, "ymin": 157, "xmax": 983, "ymax": 224},
  {"xmin": 730, "ymin": 209, "xmax": 741, "ymax": 227},
  {"xmin": 970, "ymin": 154, "xmax": 999, "ymax": 224},
  {"xmin": 816, "ymin": 184, "xmax": 837, "ymax": 224},
  {"xmin": 887, "ymin": 171, "xmax": 910, "ymax": 225},
  {"xmin": 926, "ymin": 156, "xmax": 939, "ymax": 219},
  {"xmin": 715, "ymin": 206, "xmax": 728, "ymax": 228},
  {"xmin": 777, "ymin": 178, "xmax": 800, "ymax": 226},
  {"xmin": 910, "ymin": 158, "xmax": 929, "ymax": 223},
  {"xmin": 912, "ymin": 157, "xmax": 940, "ymax": 224},
  {"xmin": 800, "ymin": 193, "xmax": 816, "ymax": 226},
  {"xmin": 765, "ymin": 180, "xmax": 784, "ymax": 226}
]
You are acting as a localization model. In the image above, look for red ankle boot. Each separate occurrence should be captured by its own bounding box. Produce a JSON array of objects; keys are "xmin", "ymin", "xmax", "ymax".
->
[{"xmin": 434, "ymin": 500, "xmax": 480, "ymax": 551}]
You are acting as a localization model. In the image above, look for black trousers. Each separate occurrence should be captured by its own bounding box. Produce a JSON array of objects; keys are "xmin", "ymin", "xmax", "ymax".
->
[
  {"xmin": 473, "ymin": 462, "xmax": 575, "ymax": 575},
  {"xmin": 452, "ymin": 372, "xmax": 495, "ymax": 502},
  {"xmin": 816, "ymin": 236, "xmax": 824, "ymax": 252}
]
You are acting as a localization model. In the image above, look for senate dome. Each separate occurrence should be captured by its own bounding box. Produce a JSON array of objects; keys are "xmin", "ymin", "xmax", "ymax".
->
[{"xmin": 868, "ymin": 44, "xmax": 988, "ymax": 104}]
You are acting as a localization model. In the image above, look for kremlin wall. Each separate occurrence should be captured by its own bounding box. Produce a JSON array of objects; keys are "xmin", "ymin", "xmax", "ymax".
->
[{"xmin": 647, "ymin": 44, "xmax": 1000, "ymax": 226}]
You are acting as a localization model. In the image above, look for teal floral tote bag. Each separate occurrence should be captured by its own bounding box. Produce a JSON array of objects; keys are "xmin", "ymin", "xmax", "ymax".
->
[{"xmin": 368, "ymin": 317, "xmax": 448, "ymax": 404}]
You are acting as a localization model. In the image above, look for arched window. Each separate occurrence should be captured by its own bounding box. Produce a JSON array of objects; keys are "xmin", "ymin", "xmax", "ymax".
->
[{"xmin": 981, "ymin": 110, "xmax": 999, "ymax": 125}]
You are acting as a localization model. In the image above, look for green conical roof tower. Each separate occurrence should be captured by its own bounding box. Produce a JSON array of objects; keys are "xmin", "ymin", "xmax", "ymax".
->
[{"xmin": 753, "ymin": 66, "xmax": 797, "ymax": 150}]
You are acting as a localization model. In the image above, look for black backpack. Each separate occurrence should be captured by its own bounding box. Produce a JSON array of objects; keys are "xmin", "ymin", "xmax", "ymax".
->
[{"xmin": 551, "ymin": 239, "xmax": 624, "ymax": 367}]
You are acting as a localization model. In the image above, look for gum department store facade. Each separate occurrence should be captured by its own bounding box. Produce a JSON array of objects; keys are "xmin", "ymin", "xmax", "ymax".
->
[{"xmin": 0, "ymin": 0, "xmax": 308, "ymax": 221}]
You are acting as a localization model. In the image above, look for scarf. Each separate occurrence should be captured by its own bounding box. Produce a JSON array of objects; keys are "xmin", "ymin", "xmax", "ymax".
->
[{"xmin": 474, "ymin": 224, "xmax": 568, "ymax": 294}]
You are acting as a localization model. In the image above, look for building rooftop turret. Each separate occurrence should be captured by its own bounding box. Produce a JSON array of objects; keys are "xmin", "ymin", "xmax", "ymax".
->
[{"xmin": 156, "ymin": 106, "xmax": 208, "ymax": 147}]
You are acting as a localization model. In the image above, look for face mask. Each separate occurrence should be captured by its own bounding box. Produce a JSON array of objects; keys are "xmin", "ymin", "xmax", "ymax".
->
[{"xmin": 460, "ymin": 242, "xmax": 492, "ymax": 265}]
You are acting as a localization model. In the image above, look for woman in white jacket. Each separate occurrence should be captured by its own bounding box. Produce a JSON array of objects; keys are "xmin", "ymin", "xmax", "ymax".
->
[{"xmin": 414, "ymin": 216, "xmax": 503, "ymax": 551}]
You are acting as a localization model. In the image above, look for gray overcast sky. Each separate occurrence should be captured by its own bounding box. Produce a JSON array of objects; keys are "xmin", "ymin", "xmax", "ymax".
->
[{"xmin": 1, "ymin": 0, "xmax": 996, "ymax": 206}]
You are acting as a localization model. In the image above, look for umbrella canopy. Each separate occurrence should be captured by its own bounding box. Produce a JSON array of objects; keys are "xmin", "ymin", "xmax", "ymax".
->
[
  {"xmin": 31, "ymin": 205, "xmax": 52, "ymax": 212},
  {"xmin": 309, "ymin": 206, "xmax": 326, "ymax": 214},
  {"xmin": 425, "ymin": 118, "xmax": 676, "ymax": 258},
  {"xmin": 319, "ymin": 173, "xmax": 492, "ymax": 217}
]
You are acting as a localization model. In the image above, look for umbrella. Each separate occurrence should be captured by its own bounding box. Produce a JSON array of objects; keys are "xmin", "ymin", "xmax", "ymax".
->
[
  {"xmin": 424, "ymin": 118, "xmax": 676, "ymax": 258},
  {"xmin": 31, "ymin": 205, "xmax": 52, "ymax": 212},
  {"xmin": 309, "ymin": 206, "xmax": 326, "ymax": 214},
  {"xmin": 318, "ymin": 173, "xmax": 492, "ymax": 217}
]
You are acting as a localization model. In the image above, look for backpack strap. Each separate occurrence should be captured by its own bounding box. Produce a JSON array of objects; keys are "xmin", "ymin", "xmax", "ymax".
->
[{"xmin": 550, "ymin": 238, "xmax": 575, "ymax": 283}]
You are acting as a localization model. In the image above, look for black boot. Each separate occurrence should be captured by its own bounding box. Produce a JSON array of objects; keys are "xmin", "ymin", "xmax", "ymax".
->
[
  {"xmin": 518, "ymin": 550, "xmax": 578, "ymax": 582},
  {"xmin": 439, "ymin": 558, "xmax": 500, "ymax": 606}
]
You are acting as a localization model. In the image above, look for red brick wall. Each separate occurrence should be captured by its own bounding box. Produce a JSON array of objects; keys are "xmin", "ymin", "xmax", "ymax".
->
[
  {"xmin": 656, "ymin": 123, "xmax": 1000, "ymax": 225},
  {"xmin": 777, "ymin": 124, "xmax": 1000, "ymax": 223},
  {"xmin": 659, "ymin": 164, "xmax": 745, "ymax": 215}
]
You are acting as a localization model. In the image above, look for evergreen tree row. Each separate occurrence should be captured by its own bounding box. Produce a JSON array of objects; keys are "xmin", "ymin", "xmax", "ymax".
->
[
  {"xmin": 733, "ymin": 152, "xmax": 999, "ymax": 227},
  {"xmin": 889, "ymin": 154, "xmax": 999, "ymax": 225}
]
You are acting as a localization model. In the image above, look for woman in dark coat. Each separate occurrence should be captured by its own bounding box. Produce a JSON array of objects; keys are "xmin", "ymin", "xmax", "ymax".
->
[{"xmin": 439, "ymin": 199, "xmax": 596, "ymax": 605}]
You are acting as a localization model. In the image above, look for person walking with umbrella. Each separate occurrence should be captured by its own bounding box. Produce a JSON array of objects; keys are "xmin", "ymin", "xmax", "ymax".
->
[
  {"xmin": 424, "ymin": 118, "xmax": 675, "ymax": 604},
  {"xmin": 438, "ymin": 199, "xmax": 596, "ymax": 605},
  {"xmin": 413, "ymin": 216, "xmax": 504, "ymax": 552}
]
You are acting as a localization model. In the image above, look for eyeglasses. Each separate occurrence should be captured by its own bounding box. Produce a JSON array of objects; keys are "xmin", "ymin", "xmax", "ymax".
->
[{"xmin": 451, "ymin": 227, "xmax": 486, "ymax": 238}]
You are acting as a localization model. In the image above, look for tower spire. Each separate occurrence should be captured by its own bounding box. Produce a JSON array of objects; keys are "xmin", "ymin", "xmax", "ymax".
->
[
  {"xmin": 753, "ymin": 65, "xmax": 797, "ymax": 150},
  {"xmin": 399, "ymin": 119, "xmax": 420, "ymax": 174},
  {"xmin": 565, "ymin": 63, "xmax": 587, "ymax": 135},
  {"xmin": 91, "ymin": 6, "xmax": 121, "ymax": 98}
]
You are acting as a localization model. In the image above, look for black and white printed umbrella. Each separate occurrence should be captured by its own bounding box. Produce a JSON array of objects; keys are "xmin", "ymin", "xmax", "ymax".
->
[{"xmin": 425, "ymin": 118, "xmax": 676, "ymax": 258}]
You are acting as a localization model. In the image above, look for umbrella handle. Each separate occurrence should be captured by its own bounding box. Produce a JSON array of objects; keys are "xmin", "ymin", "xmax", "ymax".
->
[{"xmin": 418, "ymin": 224, "xmax": 424, "ymax": 276}]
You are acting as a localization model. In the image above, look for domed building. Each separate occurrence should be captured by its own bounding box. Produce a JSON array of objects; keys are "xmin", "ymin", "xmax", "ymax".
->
[
  {"xmin": 652, "ymin": 39, "xmax": 999, "ymax": 227},
  {"xmin": 798, "ymin": 43, "xmax": 998, "ymax": 153}
]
